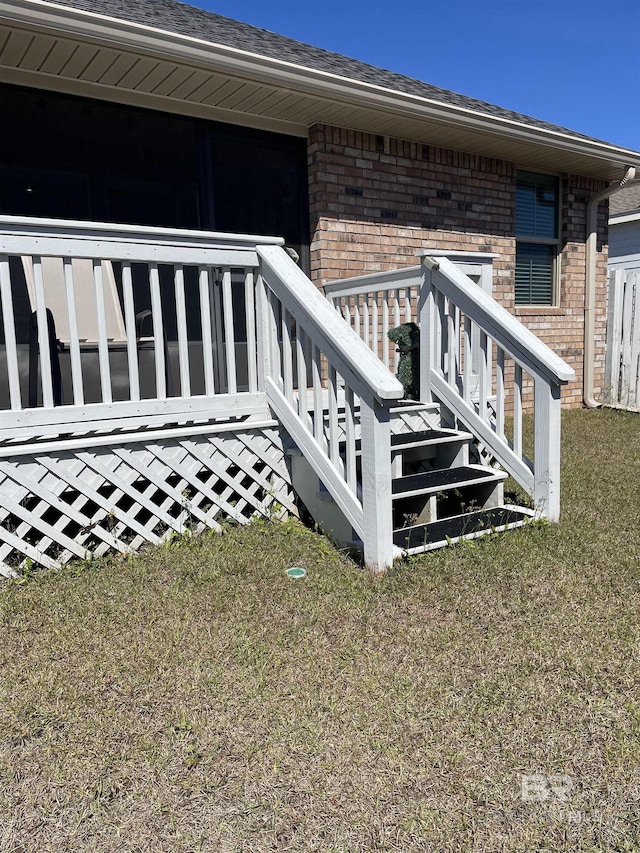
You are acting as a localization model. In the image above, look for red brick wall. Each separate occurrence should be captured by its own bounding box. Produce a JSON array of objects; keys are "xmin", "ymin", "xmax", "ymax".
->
[{"xmin": 307, "ymin": 124, "xmax": 609, "ymax": 408}]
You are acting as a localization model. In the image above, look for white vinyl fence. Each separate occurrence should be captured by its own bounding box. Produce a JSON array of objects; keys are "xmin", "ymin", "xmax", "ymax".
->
[{"xmin": 605, "ymin": 268, "xmax": 640, "ymax": 410}]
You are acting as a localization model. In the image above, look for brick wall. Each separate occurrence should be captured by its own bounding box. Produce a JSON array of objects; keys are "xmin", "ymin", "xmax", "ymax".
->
[{"xmin": 307, "ymin": 124, "xmax": 609, "ymax": 408}]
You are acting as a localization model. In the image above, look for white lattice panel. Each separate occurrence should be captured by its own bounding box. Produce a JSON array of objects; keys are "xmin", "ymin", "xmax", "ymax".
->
[{"xmin": 0, "ymin": 425, "xmax": 295, "ymax": 577}]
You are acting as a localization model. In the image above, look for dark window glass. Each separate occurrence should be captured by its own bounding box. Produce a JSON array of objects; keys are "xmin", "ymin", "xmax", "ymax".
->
[
  {"xmin": 516, "ymin": 170, "xmax": 558, "ymax": 239},
  {"xmin": 207, "ymin": 129, "xmax": 309, "ymax": 271},
  {"xmin": 515, "ymin": 171, "xmax": 559, "ymax": 305}
]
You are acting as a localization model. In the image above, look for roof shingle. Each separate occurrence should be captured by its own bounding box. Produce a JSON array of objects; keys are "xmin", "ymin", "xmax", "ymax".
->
[{"xmin": 610, "ymin": 183, "xmax": 640, "ymax": 216}]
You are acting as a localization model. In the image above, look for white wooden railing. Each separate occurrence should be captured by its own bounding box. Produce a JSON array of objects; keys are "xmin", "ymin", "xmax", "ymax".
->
[
  {"xmin": 0, "ymin": 217, "xmax": 405, "ymax": 570},
  {"xmin": 0, "ymin": 216, "xmax": 281, "ymax": 440},
  {"xmin": 0, "ymin": 217, "xmax": 575, "ymax": 567},
  {"xmin": 325, "ymin": 254, "xmax": 576, "ymax": 520},
  {"xmin": 257, "ymin": 245, "xmax": 403, "ymax": 571}
]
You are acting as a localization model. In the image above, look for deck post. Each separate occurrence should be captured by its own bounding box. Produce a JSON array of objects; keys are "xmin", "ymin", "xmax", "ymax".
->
[
  {"xmin": 534, "ymin": 378, "xmax": 562, "ymax": 521},
  {"xmin": 418, "ymin": 262, "xmax": 434, "ymax": 403},
  {"xmin": 359, "ymin": 396, "xmax": 394, "ymax": 573}
]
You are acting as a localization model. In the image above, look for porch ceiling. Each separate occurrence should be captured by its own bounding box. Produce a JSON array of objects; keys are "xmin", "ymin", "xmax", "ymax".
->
[{"xmin": 0, "ymin": 8, "xmax": 638, "ymax": 181}]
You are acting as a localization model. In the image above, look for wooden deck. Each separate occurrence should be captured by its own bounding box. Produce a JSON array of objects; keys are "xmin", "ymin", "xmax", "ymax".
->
[{"xmin": 0, "ymin": 216, "xmax": 575, "ymax": 575}]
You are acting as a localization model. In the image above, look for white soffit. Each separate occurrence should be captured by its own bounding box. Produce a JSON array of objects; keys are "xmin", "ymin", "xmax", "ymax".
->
[{"xmin": 0, "ymin": 2, "xmax": 639, "ymax": 181}]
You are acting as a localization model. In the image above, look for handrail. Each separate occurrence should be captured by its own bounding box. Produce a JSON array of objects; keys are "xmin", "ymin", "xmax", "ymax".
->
[
  {"xmin": 257, "ymin": 246, "xmax": 404, "ymax": 402},
  {"xmin": 423, "ymin": 255, "xmax": 575, "ymax": 520},
  {"xmin": 257, "ymin": 244, "xmax": 400, "ymax": 571},
  {"xmin": 324, "ymin": 265, "xmax": 423, "ymax": 298},
  {"xmin": 324, "ymin": 252, "xmax": 577, "ymax": 523},
  {"xmin": 0, "ymin": 215, "xmax": 284, "ymax": 251},
  {"xmin": 426, "ymin": 255, "xmax": 575, "ymax": 386}
]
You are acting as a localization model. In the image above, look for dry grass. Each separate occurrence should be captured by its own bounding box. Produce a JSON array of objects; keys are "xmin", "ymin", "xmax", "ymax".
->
[{"xmin": 0, "ymin": 408, "xmax": 639, "ymax": 852}]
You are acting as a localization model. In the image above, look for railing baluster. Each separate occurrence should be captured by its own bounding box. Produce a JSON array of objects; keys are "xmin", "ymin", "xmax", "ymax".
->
[
  {"xmin": 495, "ymin": 347, "xmax": 505, "ymax": 439},
  {"xmin": 199, "ymin": 265, "xmax": 215, "ymax": 396},
  {"xmin": 328, "ymin": 365, "xmax": 340, "ymax": 470},
  {"xmin": 431, "ymin": 288, "xmax": 442, "ymax": 376},
  {"xmin": 382, "ymin": 291, "xmax": 390, "ymax": 368},
  {"xmin": 447, "ymin": 297, "xmax": 457, "ymax": 388},
  {"xmin": 149, "ymin": 263, "xmax": 166, "ymax": 401},
  {"xmin": 255, "ymin": 272, "xmax": 270, "ymax": 390},
  {"xmin": 122, "ymin": 261, "xmax": 140, "ymax": 403},
  {"xmin": 0, "ymin": 255, "xmax": 22, "ymax": 410},
  {"xmin": 296, "ymin": 325, "xmax": 310, "ymax": 428},
  {"xmin": 344, "ymin": 385, "xmax": 356, "ymax": 493},
  {"xmin": 486, "ymin": 335, "xmax": 493, "ymax": 417},
  {"xmin": 212, "ymin": 271, "xmax": 225, "ymax": 392},
  {"xmin": 478, "ymin": 330, "xmax": 488, "ymax": 422},
  {"xmin": 221, "ymin": 266, "xmax": 237, "ymax": 395},
  {"xmin": 439, "ymin": 292, "xmax": 448, "ymax": 377},
  {"xmin": 514, "ymin": 363, "xmax": 523, "ymax": 458},
  {"xmin": 174, "ymin": 264, "xmax": 191, "ymax": 399},
  {"xmin": 354, "ymin": 294, "xmax": 361, "ymax": 337},
  {"xmin": 244, "ymin": 269, "xmax": 258, "ymax": 393},
  {"xmin": 462, "ymin": 314, "xmax": 472, "ymax": 404},
  {"xmin": 282, "ymin": 307, "xmax": 294, "ymax": 405},
  {"xmin": 404, "ymin": 287, "xmax": 411, "ymax": 323},
  {"xmin": 363, "ymin": 296, "xmax": 370, "ymax": 347},
  {"xmin": 92, "ymin": 259, "xmax": 112, "ymax": 405},
  {"xmin": 63, "ymin": 259, "xmax": 84, "ymax": 406},
  {"xmin": 372, "ymin": 295, "xmax": 379, "ymax": 360},
  {"xmin": 393, "ymin": 290, "xmax": 400, "ymax": 328},
  {"xmin": 343, "ymin": 296, "xmax": 351, "ymax": 328},
  {"xmin": 267, "ymin": 287, "xmax": 282, "ymax": 385},
  {"xmin": 32, "ymin": 256, "xmax": 54, "ymax": 408},
  {"xmin": 312, "ymin": 344, "xmax": 326, "ymax": 450},
  {"xmin": 393, "ymin": 292, "xmax": 401, "ymax": 372}
]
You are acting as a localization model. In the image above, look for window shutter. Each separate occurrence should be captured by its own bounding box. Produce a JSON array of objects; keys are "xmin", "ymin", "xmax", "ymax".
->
[{"xmin": 515, "ymin": 243, "xmax": 555, "ymax": 305}]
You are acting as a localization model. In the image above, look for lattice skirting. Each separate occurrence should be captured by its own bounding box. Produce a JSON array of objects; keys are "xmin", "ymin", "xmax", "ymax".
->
[{"xmin": 0, "ymin": 425, "xmax": 296, "ymax": 578}]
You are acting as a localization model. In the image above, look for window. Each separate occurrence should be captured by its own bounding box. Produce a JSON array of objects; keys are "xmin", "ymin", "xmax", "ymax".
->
[{"xmin": 515, "ymin": 170, "xmax": 560, "ymax": 305}]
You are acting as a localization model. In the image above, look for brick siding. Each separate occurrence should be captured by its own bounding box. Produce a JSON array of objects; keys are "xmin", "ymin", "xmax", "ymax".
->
[{"xmin": 307, "ymin": 124, "xmax": 609, "ymax": 408}]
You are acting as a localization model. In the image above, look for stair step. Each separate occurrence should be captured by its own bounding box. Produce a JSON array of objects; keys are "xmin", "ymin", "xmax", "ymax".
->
[
  {"xmin": 392, "ymin": 464, "xmax": 507, "ymax": 499},
  {"xmin": 389, "ymin": 428, "xmax": 473, "ymax": 451},
  {"xmin": 389, "ymin": 400, "xmax": 440, "ymax": 415},
  {"xmin": 340, "ymin": 428, "xmax": 472, "ymax": 456},
  {"xmin": 393, "ymin": 506, "xmax": 533, "ymax": 552}
]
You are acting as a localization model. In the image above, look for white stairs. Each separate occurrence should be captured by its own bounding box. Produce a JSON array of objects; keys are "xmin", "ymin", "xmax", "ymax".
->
[{"xmin": 288, "ymin": 399, "xmax": 534, "ymax": 558}]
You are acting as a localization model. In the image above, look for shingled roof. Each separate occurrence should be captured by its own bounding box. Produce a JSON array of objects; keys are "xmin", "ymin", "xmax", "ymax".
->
[
  {"xmin": 50, "ymin": 0, "xmax": 612, "ymax": 147},
  {"xmin": 610, "ymin": 183, "xmax": 640, "ymax": 217}
]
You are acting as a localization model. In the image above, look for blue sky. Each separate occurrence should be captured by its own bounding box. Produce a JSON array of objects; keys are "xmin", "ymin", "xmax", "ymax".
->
[{"xmin": 199, "ymin": 0, "xmax": 640, "ymax": 151}]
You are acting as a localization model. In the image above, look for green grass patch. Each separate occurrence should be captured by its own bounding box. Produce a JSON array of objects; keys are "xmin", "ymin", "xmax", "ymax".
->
[{"xmin": 0, "ymin": 408, "xmax": 639, "ymax": 851}]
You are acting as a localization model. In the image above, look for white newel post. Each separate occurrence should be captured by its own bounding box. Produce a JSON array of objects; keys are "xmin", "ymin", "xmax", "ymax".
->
[
  {"xmin": 418, "ymin": 262, "xmax": 434, "ymax": 403},
  {"xmin": 534, "ymin": 378, "xmax": 562, "ymax": 522},
  {"xmin": 359, "ymin": 396, "xmax": 394, "ymax": 572}
]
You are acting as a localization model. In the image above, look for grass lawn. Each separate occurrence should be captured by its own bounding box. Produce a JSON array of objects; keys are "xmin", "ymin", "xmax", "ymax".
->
[{"xmin": 1, "ymin": 408, "xmax": 639, "ymax": 852}]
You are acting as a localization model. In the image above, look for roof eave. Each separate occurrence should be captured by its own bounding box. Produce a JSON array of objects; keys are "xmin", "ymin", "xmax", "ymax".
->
[{"xmin": 3, "ymin": 0, "xmax": 640, "ymax": 176}]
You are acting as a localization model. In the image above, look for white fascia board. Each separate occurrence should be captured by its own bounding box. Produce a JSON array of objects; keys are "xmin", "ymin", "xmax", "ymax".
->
[
  {"xmin": 609, "ymin": 253, "xmax": 640, "ymax": 268},
  {"xmin": 609, "ymin": 211, "xmax": 640, "ymax": 225},
  {"xmin": 3, "ymin": 0, "xmax": 640, "ymax": 170}
]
